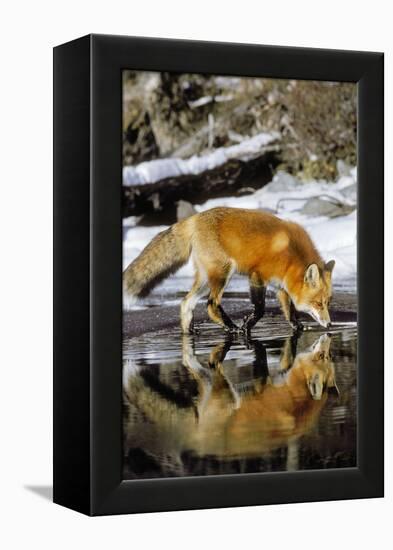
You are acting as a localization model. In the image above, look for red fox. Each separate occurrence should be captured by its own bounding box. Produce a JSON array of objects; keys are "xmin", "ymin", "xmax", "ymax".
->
[{"xmin": 123, "ymin": 206, "xmax": 335, "ymax": 333}]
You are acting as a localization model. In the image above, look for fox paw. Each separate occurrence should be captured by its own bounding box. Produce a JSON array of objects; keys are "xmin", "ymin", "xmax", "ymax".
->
[
  {"xmin": 239, "ymin": 314, "xmax": 252, "ymax": 331},
  {"xmin": 290, "ymin": 321, "xmax": 304, "ymax": 333},
  {"xmin": 240, "ymin": 333, "xmax": 253, "ymax": 349},
  {"xmin": 224, "ymin": 324, "xmax": 241, "ymax": 334},
  {"xmin": 184, "ymin": 320, "xmax": 200, "ymax": 335}
]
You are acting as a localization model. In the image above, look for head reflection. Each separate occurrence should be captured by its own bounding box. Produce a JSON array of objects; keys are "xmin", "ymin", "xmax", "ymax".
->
[{"xmin": 123, "ymin": 332, "xmax": 339, "ymax": 476}]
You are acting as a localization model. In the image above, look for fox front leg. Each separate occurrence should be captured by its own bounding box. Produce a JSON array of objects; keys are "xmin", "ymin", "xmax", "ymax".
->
[
  {"xmin": 277, "ymin": 289, "xmax": 303, "ymax": 332},
  {"xmin": 241, "ymin": 274, "xmax": 266, "ymax": 333}
]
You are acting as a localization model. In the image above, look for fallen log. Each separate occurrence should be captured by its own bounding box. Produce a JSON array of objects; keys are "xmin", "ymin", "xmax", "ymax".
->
[{"xmin": 123, "ymin": 151, "xmax": 279, "ymax": 225}]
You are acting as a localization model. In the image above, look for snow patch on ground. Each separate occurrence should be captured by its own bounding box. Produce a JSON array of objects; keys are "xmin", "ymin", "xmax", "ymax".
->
[{"xmin": 123, "ymin": 131, "xmax": 279, "ymax": 186}]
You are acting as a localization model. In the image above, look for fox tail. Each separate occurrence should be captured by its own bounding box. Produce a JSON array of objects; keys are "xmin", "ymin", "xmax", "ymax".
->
[{"xmin": 123, "ymin": 218, "xmax": 193, "ymax": 308}]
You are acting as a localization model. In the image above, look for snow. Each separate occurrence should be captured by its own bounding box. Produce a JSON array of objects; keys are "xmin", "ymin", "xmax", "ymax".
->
[
  {"xmin": 122, "ymin": 131, "xmax": 279, "ymax": 186},
  {"xmin": 123, "ymin": 168, "xmax": 357, "ymax": 297}
]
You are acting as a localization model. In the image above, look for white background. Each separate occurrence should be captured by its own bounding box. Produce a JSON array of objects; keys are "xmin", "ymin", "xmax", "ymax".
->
[{"xmin": 0, "ymin": 1, "xmax": 391, "ymax": 547}]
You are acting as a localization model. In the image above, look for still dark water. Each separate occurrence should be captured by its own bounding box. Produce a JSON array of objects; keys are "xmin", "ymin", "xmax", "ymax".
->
[{"xmin": 122, "ymin": 324, "xmax": 357, "ymax": 479}]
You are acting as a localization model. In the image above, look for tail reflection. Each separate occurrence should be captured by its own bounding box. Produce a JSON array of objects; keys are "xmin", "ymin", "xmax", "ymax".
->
[{"xmin": 123, "ymin": 333, "xmax": 339, "ymax": 475}]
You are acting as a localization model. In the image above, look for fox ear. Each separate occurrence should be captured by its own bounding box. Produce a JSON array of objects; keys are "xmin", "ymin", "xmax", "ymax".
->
[
  {"xmin": 324, "ymin": 260, "xmax": 335, "ymax": 273},
  {"xmin": 304, "ymin": 263, "xmax": 320, "ymax": 287}
]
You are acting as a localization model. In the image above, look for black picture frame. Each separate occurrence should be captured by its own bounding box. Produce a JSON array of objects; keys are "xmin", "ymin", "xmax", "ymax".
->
[{"xmin": 53, "ymin": 34, "xmax": 384, "ymax": 516}]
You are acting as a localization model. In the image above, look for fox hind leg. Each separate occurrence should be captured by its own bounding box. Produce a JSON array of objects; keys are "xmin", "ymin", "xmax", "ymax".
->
[
  {"xmin": 207, "ymin": 265, "xmax": 238, "ymax": 331},
  {"xmin": 208, "ymin": 338, "xmax": 233, "ymax": 368},
  {"xmin": 180, "ymin": 270, "xmax": 208, "ymax": 333},
  {"xmin": 277, "ymin": 288, "xmax": 303, "ymax": 332}
]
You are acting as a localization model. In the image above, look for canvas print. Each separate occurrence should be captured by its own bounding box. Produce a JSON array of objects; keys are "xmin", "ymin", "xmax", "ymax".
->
[{"xmin": 122, "ymin": 71, "xmax": 357, "ymax": 479}]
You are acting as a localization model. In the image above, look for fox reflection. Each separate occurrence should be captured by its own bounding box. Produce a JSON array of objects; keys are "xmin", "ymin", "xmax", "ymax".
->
[{"xmin": 123, "ymin": 334, "xmax": 339, "ymax": 464}]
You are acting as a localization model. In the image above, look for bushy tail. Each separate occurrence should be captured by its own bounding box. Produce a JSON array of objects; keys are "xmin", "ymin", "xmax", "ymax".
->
[{"xmin": 123, "ymin": 219, "xmax": 193, "ymax": 305}]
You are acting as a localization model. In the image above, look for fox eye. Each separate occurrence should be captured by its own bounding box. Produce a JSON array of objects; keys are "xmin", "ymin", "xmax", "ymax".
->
[{"xmin": 314, "ymin": 301, "xmax": 323, "ymax": 308}]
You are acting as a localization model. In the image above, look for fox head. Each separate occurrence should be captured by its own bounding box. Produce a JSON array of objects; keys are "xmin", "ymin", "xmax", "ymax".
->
[
  {"xmin": 298, "ymin": 334, "xmax": 338, "ymax": 400},
  {"xmin": 294, "ymin": 260, "xmax": 335, "ymax": 328}
]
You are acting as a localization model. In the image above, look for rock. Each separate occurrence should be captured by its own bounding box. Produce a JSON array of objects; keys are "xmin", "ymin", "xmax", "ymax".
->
[
  {"xmin": 177, "ymin": 200, "xmax": 197, "ymax": 220},
  {"xmin": 123, "ymin": 152, "xmax": 279, "ymax": 224},
  {"xmin": 300, "ymin": 197, "xmax": 356, "ymax": 218},
  {"xmin": 263, "ymin": 170, "xmax": 301, "ymax": 193}
]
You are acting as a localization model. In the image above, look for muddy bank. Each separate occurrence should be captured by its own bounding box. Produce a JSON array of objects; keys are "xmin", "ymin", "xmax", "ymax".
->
[{"xmin": 123, "ymin": 292, "xmax": 356, "ymax": 339}]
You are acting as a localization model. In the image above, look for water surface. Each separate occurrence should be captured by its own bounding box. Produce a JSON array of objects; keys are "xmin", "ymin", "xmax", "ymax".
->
[{"xmin": 123, "ymin": 324, "xmax": 357, "ymax": 479}]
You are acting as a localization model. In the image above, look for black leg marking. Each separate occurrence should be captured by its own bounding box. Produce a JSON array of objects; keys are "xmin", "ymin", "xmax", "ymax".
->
[
  {"xmin": 241, "ymin": 284, "xmax": 266, "ymax": 333},
  {"xmin": 208, "ymin": 336, "xmax": 234, "ymax": 368},
  {"xmin": 207, "ymin": 298, "xmax": 238, "ymax": 331},
  {"xmin": 219, "ymin": 304, "xmax": 238, "ymax": 331},
  {"xmin": 252, "ymin": 340, "xmax": 269, "ymax": 383},
  {"xmin": 290, "ymin": 301, "xmax": 303, "ymax": 332},
  {"xmin": 290, "ymin": 332, "xmax": 299, "ymax": 358}
]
